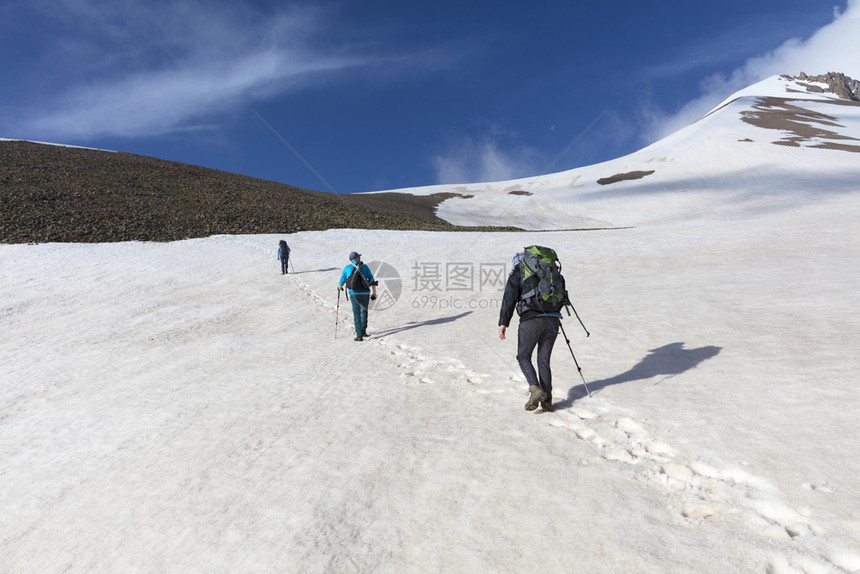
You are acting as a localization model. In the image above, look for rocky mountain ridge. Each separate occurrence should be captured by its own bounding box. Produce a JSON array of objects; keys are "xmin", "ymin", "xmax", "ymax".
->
[{"xmin": 788, "ymin": 72, "xmax": 860, "ymax": 100}]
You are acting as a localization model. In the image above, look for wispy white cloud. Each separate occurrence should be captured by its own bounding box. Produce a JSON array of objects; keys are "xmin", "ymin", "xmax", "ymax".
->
[
  {"xmin": 1, "ymin": 1, "xmax": 375, "ymax": 140},
  {"xmin": 645, "ymin": 0, "xmax": 860, "ymax": 142},
  {"xmin": 431, "ymin": 132, "xmax": 543, "ymax": 185},
  {"xmin": 28, "ymin": 50, "xmax": 362, "ymax": 139}
]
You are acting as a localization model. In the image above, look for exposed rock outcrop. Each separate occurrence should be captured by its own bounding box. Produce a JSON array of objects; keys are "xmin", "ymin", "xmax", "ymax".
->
[{"xmin": 787, "ymin": 72, "xmax": 860, "ymax": 101}]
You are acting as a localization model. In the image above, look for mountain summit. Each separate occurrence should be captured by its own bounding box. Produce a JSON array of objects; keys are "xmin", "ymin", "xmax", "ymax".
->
[{"xmin": 390, "ymin": 73, "xmax": 860, "ymax": 230}]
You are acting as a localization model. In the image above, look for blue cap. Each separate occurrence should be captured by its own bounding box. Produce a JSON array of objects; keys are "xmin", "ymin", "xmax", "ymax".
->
[{"xmin": 349, "ymin": 251, "xmax": 361, "ymax": 260}]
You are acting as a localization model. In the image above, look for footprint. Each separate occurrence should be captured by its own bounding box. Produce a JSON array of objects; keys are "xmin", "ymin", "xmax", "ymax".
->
[
  {"xmin": 661, "ymin": 463, "xmax": 694, "ymax": 483},
  {"xmin": 801, "ymin": 481, "xmax": 834, "ymax": 493},
  {"xmin": 680, "ymin": 504, "xmax": 735, "ymax": 520},
  {"xmin": 644, "ymin": 441, "xmax": 677, "ymax": 458},
  {"xmin": 570, "ymin": 407, "xmax": 598, "ymax": 420},
  {"xmin": 604, "ymin": 447, "xmax": 637, "ymax": 464},
  {"xmin": 615, "ymin": 417, "xmax": 647, "ymax": 438}
]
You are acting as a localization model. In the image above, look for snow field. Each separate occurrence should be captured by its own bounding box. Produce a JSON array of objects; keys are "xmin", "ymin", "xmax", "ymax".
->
[{"xmin": 4, "ymin": 197, "xmax": 859, "ymax": 573}]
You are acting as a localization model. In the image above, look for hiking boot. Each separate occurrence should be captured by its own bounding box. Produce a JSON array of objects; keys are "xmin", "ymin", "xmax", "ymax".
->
[
  {"xmin": 540, "ymin": 397, "xmax": 554, "ymax": 412},
  {"xmin": 354, "ymin": 336, "xmax": 363, "ymax": 342},
  {"xmin": 525, "ymin": 385, "xmax": 547, "ymax": 411}
]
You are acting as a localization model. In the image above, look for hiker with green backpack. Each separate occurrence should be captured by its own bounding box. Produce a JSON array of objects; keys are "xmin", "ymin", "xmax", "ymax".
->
[{"xmin": 498, "ymin": 246, "xmax": 571, "ymax": 412}]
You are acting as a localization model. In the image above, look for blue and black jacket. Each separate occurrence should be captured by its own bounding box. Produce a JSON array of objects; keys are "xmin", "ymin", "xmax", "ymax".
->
[{"xmin": 339, "ymin": 262, "xmax": 376, "ymax": 296}]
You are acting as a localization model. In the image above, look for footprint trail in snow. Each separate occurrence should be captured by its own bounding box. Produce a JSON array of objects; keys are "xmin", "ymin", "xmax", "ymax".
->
[{"xmin": 286, "ymin": 261, "xmax": 859, "ymax": 574}]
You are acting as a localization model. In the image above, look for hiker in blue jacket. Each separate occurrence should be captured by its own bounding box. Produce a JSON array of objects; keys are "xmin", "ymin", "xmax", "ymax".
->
[
  {"xmin": 337, "ymin": 251, "xmax": 377, "ymax": 341},
  {"xmin": 277, "ymin": 240, "xmax": 290, "ymax": 274}
]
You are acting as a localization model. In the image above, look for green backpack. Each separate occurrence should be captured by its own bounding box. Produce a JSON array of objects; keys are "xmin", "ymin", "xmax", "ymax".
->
[{"xmin": 517, "ymin": 245, "xmax": 569, "ymax": 314}]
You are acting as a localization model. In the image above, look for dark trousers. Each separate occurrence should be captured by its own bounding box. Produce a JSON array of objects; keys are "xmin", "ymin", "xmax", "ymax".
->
[
  {"xmin": 517, "ymin": 317, "xmax": 560, "ymax": 398},
  {"xmin": 280, "ymin": 257, "xmax": 289, "ymax": 274},
  {"xmin": 350, "ymin": 292, "xmax": 370, "ymax": 336}
]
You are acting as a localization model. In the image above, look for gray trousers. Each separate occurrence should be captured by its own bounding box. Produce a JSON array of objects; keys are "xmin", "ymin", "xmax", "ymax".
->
[{"xmin": 517, "ymin": 317, "xmax": 560, "ymax": 397}]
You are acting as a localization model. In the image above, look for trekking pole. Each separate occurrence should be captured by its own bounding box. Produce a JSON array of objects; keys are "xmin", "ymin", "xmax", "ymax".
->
[
  {"xmin": 289, "ymin": 258, "xmax": 296, "ymax": 274},
  {"xmin": 335, "ymin": 289, "xmax": 341, "ymax": 339},
  {"xmin": 559, "ymin": 323, "xmax": 592, "ymax": 397},
  {"xmin": 566, "ymin": 302, "xmax": 590, "ymax": 337}
]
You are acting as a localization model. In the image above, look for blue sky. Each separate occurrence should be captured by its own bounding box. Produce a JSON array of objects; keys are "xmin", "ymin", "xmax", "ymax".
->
[{"xmin": 2, "ymin": 0, "xmax": 859, "ymax": 193}]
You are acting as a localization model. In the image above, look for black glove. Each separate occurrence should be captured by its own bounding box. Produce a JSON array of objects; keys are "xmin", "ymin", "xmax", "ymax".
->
[{"xmin": 370, "ymin": 294, "xmax": 377, "ymax": 301}]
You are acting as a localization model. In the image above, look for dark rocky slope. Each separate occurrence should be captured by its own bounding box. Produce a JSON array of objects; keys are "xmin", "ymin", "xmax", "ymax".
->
[{"xmin": 1, "ymin": 140, "xmax": 514, "ymax": 243}]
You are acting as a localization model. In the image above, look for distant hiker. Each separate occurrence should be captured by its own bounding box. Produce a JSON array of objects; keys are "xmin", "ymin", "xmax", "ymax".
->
[
  {"xmin": 498, "ymin": 246, "xmax": 570, "ymax": 412},
  {"xmin": 337, "ymin": 251, "xmax": 378, "ymax": 341},
  {"xmin": 277, "ymin": 240, "xmax": 291, "ymax": 274}
]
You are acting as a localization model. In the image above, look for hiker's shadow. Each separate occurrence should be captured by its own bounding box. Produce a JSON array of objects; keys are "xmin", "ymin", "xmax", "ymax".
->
[
  {"xmin": 293, "ymin": 267, "xmax": 339, "ymax": 275},
  {"xmin": 374, "ymin": 311, "xmax": 473, "ymax": 337},
  {"xmin": 557, "ymin": 342, "xmax": 722, "ymax": 409}
]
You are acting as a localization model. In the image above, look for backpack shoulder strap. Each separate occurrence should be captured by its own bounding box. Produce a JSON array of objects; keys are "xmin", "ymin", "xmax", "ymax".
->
[
  {"xmin": 520, "ymin": 252, "xmax": 543, "ymax": 301},
  {"xmin": 347, "ymin": 262, "xmax": 369, "ymax": 289}
]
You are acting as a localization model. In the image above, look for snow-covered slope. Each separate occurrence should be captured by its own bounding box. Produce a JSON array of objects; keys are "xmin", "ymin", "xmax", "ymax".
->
[
  {"xmin": 4, "ymin": 213, "xmax": 860, "ymax": 572},
  {"xmin": 380, "ymin": 75, "xmax": 860, "ymax": 229},
  {"xmin": 3, "ymin": 75, "xmax": 860, "ymax": 573}
]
